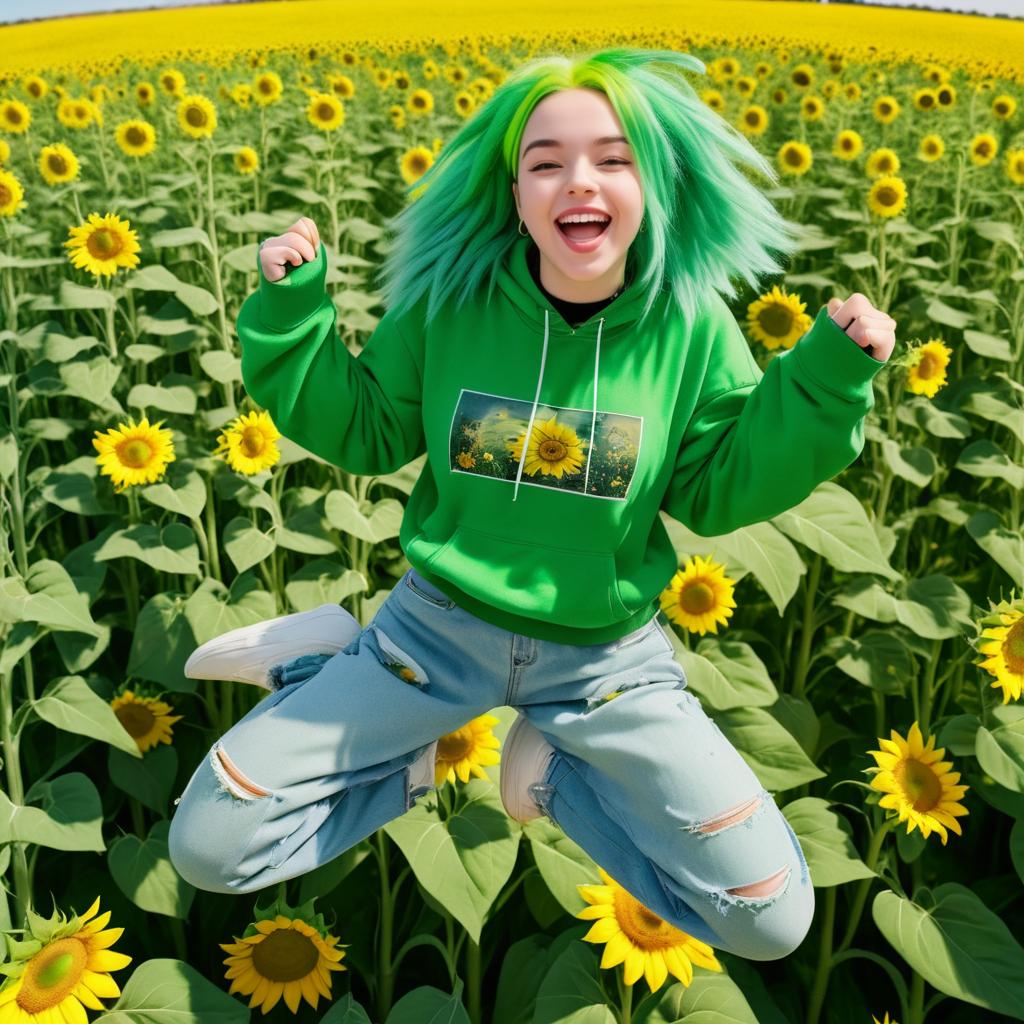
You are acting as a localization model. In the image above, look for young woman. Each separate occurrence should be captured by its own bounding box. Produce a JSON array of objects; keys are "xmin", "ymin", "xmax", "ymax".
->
[{"xmin": 169, "ymin": 47, "xmax": 894, "ymax": 962}]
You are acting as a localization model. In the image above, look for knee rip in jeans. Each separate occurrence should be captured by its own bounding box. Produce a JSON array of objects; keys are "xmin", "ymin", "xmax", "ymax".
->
[
  {"xmin": 684, "ymin": 788, "xmax": 792, "ymax": 913},
  {"xmin": 211, "ymin": 741, "xmax": 271, "ymax": 801},
  {"xmin": 371, "ymin": 626, "xmax": 429, "ymax": 687}
]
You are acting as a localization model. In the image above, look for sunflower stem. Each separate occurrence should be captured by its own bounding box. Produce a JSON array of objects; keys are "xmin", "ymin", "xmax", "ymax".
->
[
  {"xmin": 129, "ymin": 794, "xmax": 146, "ymax": 837},
  {"xmin": 835, "ymin": 813, "xmax": 898, "ymax": 956},
  {"xmin": 465, "ymin": 934, "xmax": 482, "ymax": 1024},
  {"xmin": 374, "ymin": 829, "xmax": 398, "ymax": 1023},
  {"xmin": 791, "ymin": 552, "xmax": 822, "ymax": 700},
  {"xmin": 804, "ymin": 884, "xmax": 837, "ymax": 1024},
  {"xmin": 204, "ymin": 475, "xmax": 223, "ymax": 581},
  {"xmin": 615, "ymin": 967, "xmax": 633, "ymax": 1024},
  {"xmin": 918, "ymin": 638, "xmax": 942, "ymax": 736}
]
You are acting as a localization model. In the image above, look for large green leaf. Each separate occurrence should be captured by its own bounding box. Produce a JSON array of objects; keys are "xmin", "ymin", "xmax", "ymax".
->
[
  {"xmin": 109, "ymin": 740, "xmax": 178, "ymax": 813},
  {"xmin": 713, "ymin": 706, "xmax": 825, "ymax": 791},
  {"xmin": 32, "ymin": 675, "xmax": 141, "ymax": 757},
  {"xmin": 140, "ymin": 467, "xmax": 207, "ymax": 520},
  {"xmin": 0, "ymin": 772, "xmax": 104, "ymax": 852},
  {"xmin": 383, "ymin": 778, "xmax": 519, "ymax": 946},
  {"xmin": 670, "ymin": 637, "xmax": 779, "ymax": 712},
  {"xmin": 40, "ymin": 455, "xmax": 117, "ymax": 516},
  {"xmin": 894, "ymin": 575, "xmax": 975, "ymax": 640},
  {"xmin": 324, "ymin": 489, "xmax": 404, "ymax": 543},
  {"xmin": 284, "ymin": 559, "xmax": 365, "ymax": 612},
  {"xmin": 128, "ymin": 591, "xmax": 199, "ymax": 690},
  {"xmin": 183, "ymin": 573, "xmax": 276, "ymax": 647},
  {"xmin": 93, "ymin": 522, "xmax": 201, "ymax": 576},
  {"xmin": 108, "ymin": 819, "xmax": 195, "ymax": 919},
  {"xmin": 223, "ymin": 517, "xmax": 276, "ymax": 573},
  {"xmin": 873, "ymin": 884, "xmax": 1024, "ymax": 1017},
  {"xmin": 0, "ymin": 560, "xmax": 103, "ymax": 635},
  {"xmin": 966, "ymin": 511, "xmax": 1024, "ymax": 585},
  {"xmin": 781, "ymin": 797, "xmax": 875, "ymax": 887},
  {"xmin": 955, "ymin": 440, "xmax": 1024, "ymax": 490},
  {"xmin": 975, "ymin": 720, "xmax": 1024, "ymax": 794}
]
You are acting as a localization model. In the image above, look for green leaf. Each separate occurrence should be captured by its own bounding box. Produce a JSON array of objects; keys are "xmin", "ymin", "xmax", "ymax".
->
[
  {"xmin": 128, "ymin": 592, "xmax": 199, "ymax": 690},
  {"xmin": 714, "ymin": 705, "xmax": 825, "ymax": 791},
  {"xmin": 925, "ymin": 297, "xmax": 971, "ymax": 329},
  {"xmin": 963, "ymin": 329, "xmax": 1014, "ymax": 362},
  {"xmin": 955, "ymin": 440, "xmax": 1024, "ymax": 490},
  {"xmin": 223, "ymin": 517, "xmax": 276, "ymax": 573},
  {"xmin": 880, "ymin": 438, "xmax": 937, "ymax": 487},
  {"xmin": 198, "ymin": 350, "xmax": 242, "ymax": 383},
  {"xmin": 108, "ymin": 819, "xmax": 195, "ymax": 919},
  {"xmin": 109, "ymin": 742, "xmax": 178, "ymax": 814},
  {"xmin": 93, "ymin": 523, "xmax": 201, "ymax": 576},
  {"xmin": 276, "ymin": 487, "xmax": 336, "ymax": 555},
  {"xmin": 975, "ymin": 721, "xmax": 1024, "ymax": 794},
  {"xmin": 33, "ymin": 675, "xmax": 141, "ymax": 757},
  {"xmin": 385, "ymin": 981, "xmax": 471, "ymax": 1024},
  {"xmin": 782, "ymin": 797, "xmax": 876, "ymax": 888},
  {"xmin": 0, "ymin": 773, "xmax": 104, "ymax": 852},
  {"xmin": 149, "ymin": 225, "xmax": 214, "ymax": 254},
  {"xmin": 873, "ymin": 884, "xmax": 1024, "ymax": 1017},
  {"xmin": 773, "ymin": 482, "xmax": 901, "ymax": 583},
  {"xmin": 60, "ymin": 355, "xmax": 123, "ymax": 411},
  {"xmin": 531, "ymin": 941, "xmax": 618, "ymax": 1024},
  {"xmin": 671, "ymin": 637, "xmax": 779, "ymax": 711},
  {"xmin": 323, "ymin": 489, "xmax": 403, "ymax": 543},
  {"xmin": 970, "ymin": 219, "xmax": 1022, "ymax": 258},
  {"xmin": 383, "ymin": 779, "xmax": 519, "ymax": 946},
  {"xmin": 57, "ymin": 278, "xmax": 115, "ymax": 310},
  {"xmin": 183, "ymin": 573, "xmax": 276, "ymax": 648},
  {"xmin": 127, "ymin": 382, "xmax": 197, "ymax": 416},
  {"xmin": 966, "ymin": 511, "xmax": 1024, "ymax": 586},
  {"xmin": 284, "ymin": 559, "xmax": 365, "ymax": 612},
  {"xmin": 0, "ymin": 560, "xmax": 103, "ymax": 635},
  {"xmin": 40, "ymin": 456, "xmax": 117, "ymax": 516},
  {"xmin": 894, "ymin": 575, "xmax": 974, "ymax": 640},
  {"xmin": 139, "ymin": 468, "xmax": 206, "ymax": 520},
  {"xmin": 959, "ymin": 390, "xmax": 1024, "ymax": 446},
  {"xmin": 91, "ymin": 958, "xmax": 251, "ymax": 1022},
  {"xmin": 834, "ymin": 631, "xmax": 911, "ymax": 697}
]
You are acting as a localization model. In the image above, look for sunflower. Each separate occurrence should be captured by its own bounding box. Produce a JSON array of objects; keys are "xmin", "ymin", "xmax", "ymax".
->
[
  {"xmin": 789, "ymin": 63, "xmax": 814, "ymax": 89},
  {"xmin": 866, "ymin": 147, "xmax": 900, "ymax": 178},
  {"xmin": 873, "ymin": 1014, "xmax": 898, "ymax": 1024},
  {"xmin": 843, "ymin": 82, "xmax": 862, "ymax": 102},
  {"xmin": 865, "ymin": 721, "xmax": 969, "ymax": 846},
  {"xmin": 913, "ymin": 87, "xmax": 939, "ymax": 112},
  {"xmin": 110, "ymin": 688, "xmax": 184, "ymax": 754},
  {"xmin": 746, "ymin": 285, "xmax": 812, "ymax": 350},
  {"xmin": 0, "ymin": 167, "xmax": 26, "ymax": 217},
  {"xmin": 135, "ymin": 81, "xmax": 156, "ymax": 106},
  {"xmin": 734, "ymin": 75, "xmax": 757, "ymax": 97},
  {"xmin": 905, "ymin": 339, "xmax": 951, "ymax": 399},
  {"xmin": 659, "ymin": 555, "xmax": 737, "ymax": 636},
  {"xmin": 400, "ymin": 145, "xmax": 435, "ymax": 187},
  {"xmin": 252, "ymin": 70, "xmax": 283, "ymax": 106},
  {"xmin": 435, "ymin": 713, "xmax": 501, "ymax": 786},
  {"xmin": 577, "ymin": 865, "xmax": 722, "ymax": 990},
  {"xmin": 868, "ymin": 176, "xmax": 908, "ymax": 219},
  {"xmin": 700, "ymin": 88, "xmax": 725, "ymax": 113},
  {"xmin": 974, "ymin": 592, "xmax": 1024, "ymax": 704},
  {"xmin": 0, "ymin": 99, "xmax": 31, "ymax": 134},
  {"xmin": 454, "ymin": 91, "xmax": 476, "ymax": 118},
  {"xmin": 992, "ymin": 93, "xmax": 1017, "ymax": 120},
  {"xmin": 329, "ymin": 73, "xmax": 356, "ymax": 99},
  {"xmin": 969, "ymin": 132, "xmax": 998, "ymax": 166},
  {"xmin": 833, "ymin": 129, "xmax": 863, "ymax": 161},
  {"xmin": 65, "ymin": 211, "xmax": 141, "ymax": 277},
  {"xmin": 800, "ymin": 95, "xmax": 824, "ymax": 122},
  {"xmin": 56, "ymin": 97, "xmax": 96, "ymax": 130},
  {"xmin": 408, "ymin": 87, "xmax": 434, "ymax": 115},
  {"xmin": 0, "ymin": 896, "xmax": 132, "ymax": 1021},
  {"xmin": 389, "ymin": 104, "xmax": 406, "ymax": 129},
  {"xmin": 307, "ymin": 92, "xmax": 344, "ymax": 132},
  {"xmin": 918, "ymin": 133, "xmax": 945, "ymax": 162},
  {"xmin": 176, "ymin": 94, "xmax": 217, "ymax": 139},
  {"xmin": 234, "ymin": 145, "xmax": 259, "ymax": 175},
  {"xmin": 777, "ymin": 140, "xmax": 812, "ymax": 176},
  {"xmin": 737, "ymin": 104, "xmax": 768, "ymax": 136},
  {"xmin": 771, "ymin": 87, "xmax": 787, "ymax": 105},
  {"xmin": 23, "ymin": 74, "xmax": 48, "ymax": 100},
  {"xmin": 114, "ymin": 119, "xmax": 157, "ymax": 159},
  {"xmin": 213, "ymin": 409, "xmax": 281, "ymax": 475},
  {"xmin": 936, "ymin": 84, "xmax": 956, "ymax": 108},
  {"xmin": 159, "ymin": 67, "xmax": 186, "ymax": 97},
  {"xmin": 1006, "ymin": 148, "xmax": 1024, "ymax": 186},
  {"xmin": 873, "ymin": 95, "xmax": 901, "ymax": 124},
  {"xmin": 507, "ymin": 415, "xmax": 586, "ymax": 481},
  {"xmin": 92, "ymin": 415, "xmax": 176, "ymax": 493},
  {"xmin": 220, "ymin": 902, "xmax": 347, "ymax": 1015}
]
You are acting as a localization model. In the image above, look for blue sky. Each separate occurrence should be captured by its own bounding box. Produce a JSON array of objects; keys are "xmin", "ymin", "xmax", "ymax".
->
[{"xmin": 0, "ymin": 0, "xmax": 1021, "ymax": 21}]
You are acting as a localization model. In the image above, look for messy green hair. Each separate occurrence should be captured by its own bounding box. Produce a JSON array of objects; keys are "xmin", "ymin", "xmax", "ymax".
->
[{"xmin": 375, "ymin": 46, "xmax": 803, "ymax": 336}]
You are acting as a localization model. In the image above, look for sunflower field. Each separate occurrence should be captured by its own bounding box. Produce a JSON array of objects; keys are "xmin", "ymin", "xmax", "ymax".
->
[{"xmin": 1, "ymin": 2, "xmax": 1024, "ymax": 1023}]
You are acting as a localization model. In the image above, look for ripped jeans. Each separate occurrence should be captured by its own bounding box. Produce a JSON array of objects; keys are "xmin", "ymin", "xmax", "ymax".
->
[{"xmin": 167, "ymin": 567, "xmax": 813, "ymax": 961}]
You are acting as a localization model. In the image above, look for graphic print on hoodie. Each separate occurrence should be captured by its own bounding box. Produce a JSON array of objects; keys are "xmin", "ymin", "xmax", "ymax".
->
[{"xmin": 237, "ymin": 233, "xmax": 886, "ymax": 646}]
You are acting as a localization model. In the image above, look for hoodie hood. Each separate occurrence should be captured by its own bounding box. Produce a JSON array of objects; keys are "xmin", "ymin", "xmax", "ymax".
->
[{"xmin": 496, "ymin": 234, "xmax": 657, "ymax": 502}]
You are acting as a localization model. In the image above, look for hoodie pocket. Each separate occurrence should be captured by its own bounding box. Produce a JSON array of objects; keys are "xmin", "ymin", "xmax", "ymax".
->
[{"xmin": 425, "ymin": 524, "xmax": 627, "ymax": 628}]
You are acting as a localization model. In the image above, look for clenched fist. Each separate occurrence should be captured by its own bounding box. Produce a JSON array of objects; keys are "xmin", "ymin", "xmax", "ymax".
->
[
  {"xmin": 259, "ymin": 217, "xmax": 321, "ymax": 283},
  {"xmin": 827, "ymin": 294, "xmax": 896, "ymax": 363}
]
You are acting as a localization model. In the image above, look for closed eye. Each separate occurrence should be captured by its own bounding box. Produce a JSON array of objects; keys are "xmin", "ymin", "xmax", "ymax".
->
[{"xmin": 530, "ymin": 158, "xmax": 631, "ymax": 171}]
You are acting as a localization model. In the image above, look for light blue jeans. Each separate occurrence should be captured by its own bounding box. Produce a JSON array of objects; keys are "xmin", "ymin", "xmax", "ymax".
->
[{"xmin": 168, "ymin": 568, "xmax": 813, "ymax": 960}]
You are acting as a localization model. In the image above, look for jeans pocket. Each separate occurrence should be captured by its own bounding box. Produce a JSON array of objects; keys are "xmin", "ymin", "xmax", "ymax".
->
[
  {"xmin": 608, "ymin": 617, "xmax": 659, "ymax": 652},
  {"xmin": 404, "ymin": 568, "xmax": 457, "ymax": 610}
]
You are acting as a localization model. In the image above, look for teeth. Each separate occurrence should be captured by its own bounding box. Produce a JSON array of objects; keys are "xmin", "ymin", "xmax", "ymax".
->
[{"xmin": 557, "ymin": 213, "xmax": 611, "ymax": 225}]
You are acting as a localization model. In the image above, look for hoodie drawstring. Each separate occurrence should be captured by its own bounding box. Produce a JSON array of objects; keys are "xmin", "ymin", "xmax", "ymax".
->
[{"xmin": 512, "ymin": 309, "xmax": 605, "ymax": 503}]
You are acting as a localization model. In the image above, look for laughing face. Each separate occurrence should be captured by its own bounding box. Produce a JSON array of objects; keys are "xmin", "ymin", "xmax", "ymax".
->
[{"xmin": 512, "ymin": 87, "xmax": 645, "ymax": 304}]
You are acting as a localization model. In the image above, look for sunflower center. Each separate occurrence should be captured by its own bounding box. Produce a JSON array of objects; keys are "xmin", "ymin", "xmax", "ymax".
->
[
  {"xmin": 977, "ymin": 141, "xmax": 992, "ymax": 157},
  {"xmin": 538, "ymin": 438, "xmax": 568, "ymax": 464},
  {"xmin": 18, "ymin": 939, "xmax": 87, "ymax": 1014},
  {"xmin": 896, "ymin": 757, "xmax": 942, "ymax": 811},
  {"xmin": 0, "ymin": 185, "xmax": 10, "ymax": 206},
  {"xmin": 48, "ymin": 154, "xmax": 68, "ymax": 174},
  {"xmin": 784, "ymin": 147, "xmax": 803, "ymax": 167},
  {"xmin": 758, "ymin": 304, "xmax": 794, "ymax": 337},
  {"xmin": 127, "ymin": 125, "xmax": 145, "ymax": 145},
  {"xmin": 1003, "ymin": 619, "xmax": 1024, "ymax": 673},
  {"xmin": 186, "ymin": 104, "xmax": 207, "ymax": 128},
  {"xmin": 240, "ymin": 426, "xmax": 267, "ymax": 458},
  {"xmin": 117, "ymin": 438, "xmax": 154, "ymax": 468},
  {"xmin": 877, "ymin": 186, "xmax": 899, "ymax": 207},
  {"xmin": 917, "ymin": 352, "xmax": 939, "ymax": 379},
  {"xmin": 115, "ymin": 702, "xmax": 157, "ymax": 739},
  {"xmin": 89, "ymin": 227, "xmax": 124, "ymax": 261},
  {"xmin": 438, "ymin": 729, "xmax": 470, "ymax": 762},
  {"xmin": 251, "ymin": 928, "xmax": 320, "ymax": 983},
  {"xmin": 680, "ymin": 581, "xmax": 715, "ymax": 615}
]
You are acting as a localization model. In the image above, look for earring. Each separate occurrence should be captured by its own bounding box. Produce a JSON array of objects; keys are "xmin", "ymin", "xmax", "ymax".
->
[{"xmin": 518, "ymin": 217, "xmax": 528, "ymax": 236}]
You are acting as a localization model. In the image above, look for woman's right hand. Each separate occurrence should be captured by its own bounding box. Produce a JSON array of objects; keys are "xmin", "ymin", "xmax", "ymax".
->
[{"xmin": 259, "ymin": 217, "xmax": 321, "ymax": 282}]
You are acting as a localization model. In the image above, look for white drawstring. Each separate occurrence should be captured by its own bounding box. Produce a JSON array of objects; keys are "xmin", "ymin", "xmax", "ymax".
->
[{"xmin": 512, "ymin": 310, "xmax": 605, "ymax": 503}]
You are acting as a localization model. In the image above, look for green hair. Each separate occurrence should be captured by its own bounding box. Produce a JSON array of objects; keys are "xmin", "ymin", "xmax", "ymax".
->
[{"xmin": 375, "ymin": 46, "xmax": 803, "ymax": 336}]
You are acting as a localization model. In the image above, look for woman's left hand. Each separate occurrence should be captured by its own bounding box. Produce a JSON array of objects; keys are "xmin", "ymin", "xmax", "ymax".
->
[{"xmin": 827, "ymin": 294, "xmax": 897, "ymax": 363}]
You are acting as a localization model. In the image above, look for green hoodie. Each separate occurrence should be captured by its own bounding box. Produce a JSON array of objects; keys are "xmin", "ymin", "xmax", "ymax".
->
[{"xmin": 237, "ymin": 234, "xmax": 885, "ymax": 645}]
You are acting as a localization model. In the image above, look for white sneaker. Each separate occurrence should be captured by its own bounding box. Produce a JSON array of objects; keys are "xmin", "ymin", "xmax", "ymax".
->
[
  {"xmin": 184, "ymin": 603, "xmax": 361, "ymax": 689},
  {"xmin": 500, "ymin": 714, "xmax": 556, "ymax": 823},
  {"xmin": 408, "ymin": 739, "xmax": 440, "ymax": 795}
]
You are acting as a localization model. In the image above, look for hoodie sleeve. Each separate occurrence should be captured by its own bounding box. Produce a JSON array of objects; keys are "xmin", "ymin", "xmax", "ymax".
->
[
  {"xmin": 660, "ymin": 295, "xmax": 886, "ymax": 537},
  {"xmin": 235, "ymin": 240, "xmax": 425, "ymax": 475}
]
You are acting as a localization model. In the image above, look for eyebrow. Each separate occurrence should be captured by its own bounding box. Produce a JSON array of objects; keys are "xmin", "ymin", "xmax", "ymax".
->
[{"xmin": 522, "ymin": 135, "xmax": 630, "ymax": 158}]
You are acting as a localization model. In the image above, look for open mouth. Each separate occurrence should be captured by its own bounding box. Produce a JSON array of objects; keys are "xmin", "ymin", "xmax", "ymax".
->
[{"xmin": 555, "ymin": 217, "xmax": 612, "ymax": 242}]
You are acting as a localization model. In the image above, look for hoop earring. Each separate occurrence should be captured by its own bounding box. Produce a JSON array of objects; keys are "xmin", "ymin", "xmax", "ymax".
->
[{"xmin": 518, "ymin": 218, "xmax": 528, "ymax": 236}]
